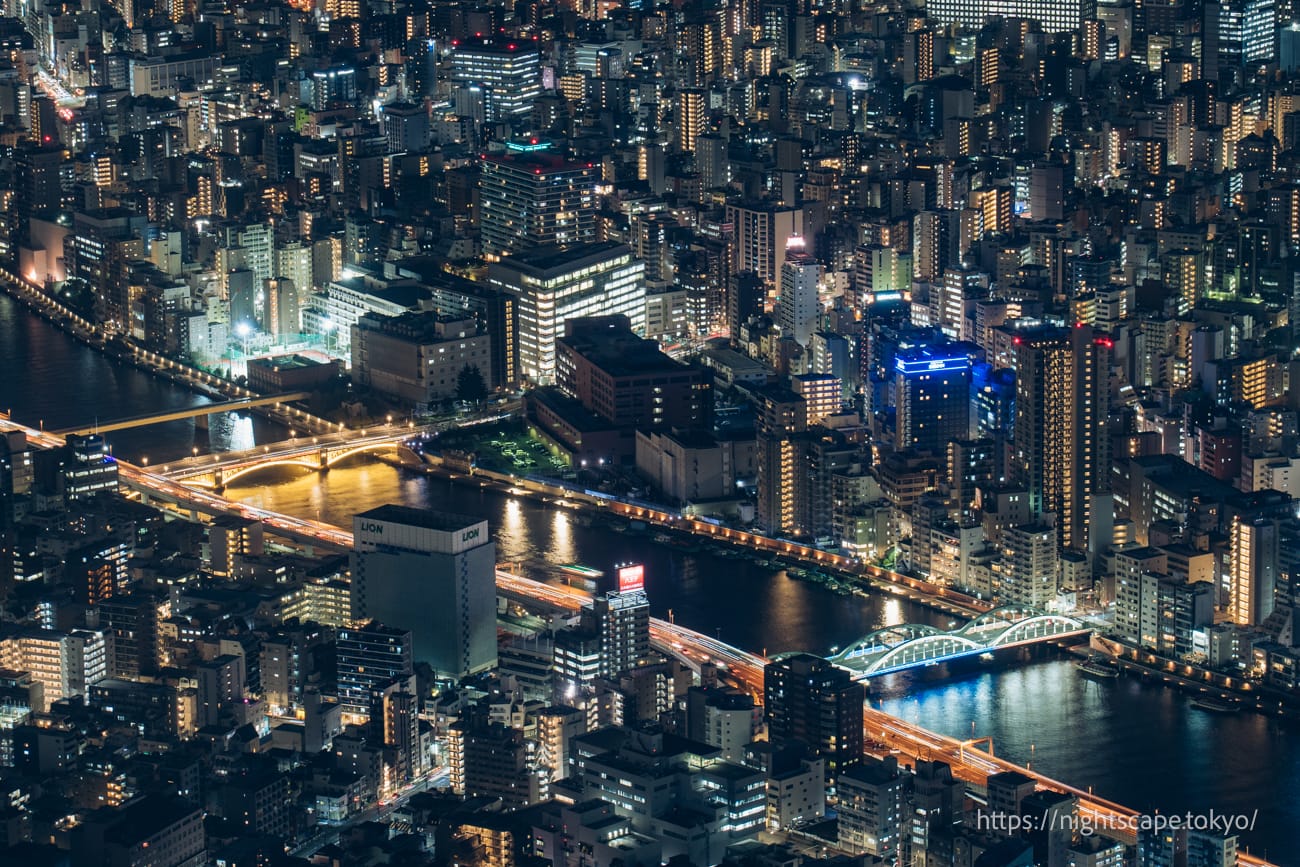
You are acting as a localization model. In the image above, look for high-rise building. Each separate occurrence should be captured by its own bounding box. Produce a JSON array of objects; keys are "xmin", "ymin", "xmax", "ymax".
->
[
  {"xmin": 1228, "ymin": 515, "xmax": 1278, "ymax": 626},
  {"xmin": 478, "ymin": 154, "xmax": 597, "ymax": 259},
  {"xmin": 350, "ymin": 506, "xmax": 497, "ymax": 678},
  {"xmin": 755, "ymin": 385, "xmax": 807, "ymax": 534},
  {"xmin": 763, "ymin": 653, "xmax": 864, "ymax": 783},
  {"xmin": 310, "ymin": 66, "xmax": 357, "ymax": 110},
  {"xmin": 66, "ymin": 208, "xmax": 145, "ymax": 329},
  {"xmin": 726, "ymin": 203, "xmax": 805, "ymax": 285},
  {"xmin": 1214, "ymin": 0, "xmax": 1275, "ymax": 69},
  {"xmin": 1137, "ymin": 827, "xmax": 1238, "ymax": 867},
  {"xmin": 583, "ymin": 565, "xmax": 651, "ymax": 678},
  {"xmin": 335, "ymin": 621, "xmax": 414, "ymax": 718},
  {"xmin": 791, "ymin": 373, "xmax": 841, "ymax": 426},
  {"xmin": 96, "ymin": 593, "xmax": 160, "ymax": 678},
  {"xmin": 776, "ymin": 243, "xmax": 819, "ymax": 347},
  {"xmin": 1011, "ymin": 325, "xmax": 1112, "ymax": 557},
  {"xmin": 489, "ymin": 242, "xmax": 646, "ymax": 384},
  {"xmin": 998, "ymin": 523, "xmax": 1059, "ymax": 608},
  {"xmin": 894, "ymin": 347, "xmax": 972, "ymax": 455},
  {"xmin": 450, "ymin": 39, "xmax": 541, "ymax": 123},
  {"xmin": 912, "ymin": 210, "xmax": 957, "ymax": 282},
  {"xmin": 675, "ymin": 87, "xmax": 706, "ymax": 153}
]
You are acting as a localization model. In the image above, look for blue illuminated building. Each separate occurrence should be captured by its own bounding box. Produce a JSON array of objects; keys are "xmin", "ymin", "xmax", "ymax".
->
[
  {"xmin": 894, "ymin": 347, "xmax": 972, "ymax": 454},
  {"xmin": 971, "ymin": 362, "xmax": 1016, "ymax": 442}
]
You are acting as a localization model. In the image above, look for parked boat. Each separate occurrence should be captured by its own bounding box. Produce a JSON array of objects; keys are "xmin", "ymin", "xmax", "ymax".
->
[
  {"xmin": 1190, "ymin": 696, "xmax": 1242, "ymax": 713},
  {"xmin": 1075, "ymin": 657, "xmax": 1121, "ymax": 679}
]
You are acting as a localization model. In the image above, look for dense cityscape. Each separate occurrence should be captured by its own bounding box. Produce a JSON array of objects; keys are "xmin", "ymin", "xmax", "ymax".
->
[{"xmin": 0, "ymin": 0, "xmax": 1296, "ymax": 863}]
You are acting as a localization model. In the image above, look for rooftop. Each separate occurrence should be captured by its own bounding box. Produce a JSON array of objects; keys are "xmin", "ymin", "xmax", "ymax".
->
[{"xmin": 355, "ymin": 504, "xmax": 485, "ymax": 532}]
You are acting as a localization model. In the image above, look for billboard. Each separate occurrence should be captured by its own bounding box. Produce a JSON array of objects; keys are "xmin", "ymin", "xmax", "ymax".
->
[{"xmin": 617, "ymin": 564, "xmax": 645, "ymax": 593}]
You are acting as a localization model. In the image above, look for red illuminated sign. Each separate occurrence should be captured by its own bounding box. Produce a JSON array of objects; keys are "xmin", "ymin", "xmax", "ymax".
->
[{"xmin": 618, "ymin": 564, "xmax": 644, "ymax": 593}]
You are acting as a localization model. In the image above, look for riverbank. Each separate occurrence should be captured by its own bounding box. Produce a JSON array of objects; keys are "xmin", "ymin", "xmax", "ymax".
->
[
  {"xmin": 0, "ymin": 267, "xmax": 332, "ymax": 433},
  {"xmin": 401, "ymin": 450, "xmax": 992, "ymax": 622},
  {"xmin": 1082, "ymin": 638, "xmax": 1300, "ymax": 717}
]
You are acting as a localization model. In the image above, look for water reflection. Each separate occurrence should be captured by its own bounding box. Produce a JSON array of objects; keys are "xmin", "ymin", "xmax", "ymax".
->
[
  {"xmin": 549, "ymin": 510, "xmax": 575, "ymax": 564},
  {"xmin": 225, "ymin": 462, "xmax": 1300, "ymax": 860}
]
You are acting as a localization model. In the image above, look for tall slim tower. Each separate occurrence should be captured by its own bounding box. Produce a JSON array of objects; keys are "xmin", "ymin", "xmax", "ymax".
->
[
  {"xmin": 1012, "ymin": 325, "xmax": 1112, "ymax": 556},
  {"xmin": 1228, "ymin": 515, "xmax": 1278, "ymax": 626},
  {"xmin": 776, "ymin": 240, "xmax": 819, "ymax": 347}
]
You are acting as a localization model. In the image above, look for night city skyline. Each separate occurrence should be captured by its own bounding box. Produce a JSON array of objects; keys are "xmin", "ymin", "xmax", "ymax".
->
[{"xmin": 0, "ymin": 0, "xmax": 1296, "ymax": 865}]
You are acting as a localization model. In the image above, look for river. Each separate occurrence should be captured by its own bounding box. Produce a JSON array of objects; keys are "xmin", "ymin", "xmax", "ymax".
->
[{"xmin": 0, "ymin": 292, "xmax": 1294, "ymax": 862}]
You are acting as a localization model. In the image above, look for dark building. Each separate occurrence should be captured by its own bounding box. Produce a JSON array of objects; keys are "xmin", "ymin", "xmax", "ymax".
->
[
  {"xmin": 763, "ymin": 653, "xmax": 864, "ymax": 783},
  {"xmin": 556, "ymin": 315, "xmax": 712, "ymax": 431},
  {"xmin": 893, "ymin": 346, "xmax": 972, "ymax": 454},
  {"xmin": 70, "ymin": 795, "xmax": 206, "ymax": 867},
  {"xmin": 335, "ymin": 621, "xmax": 414, "ymax": 719},
  {"xmin": 95, "ymin": 593, "xmax": 160, "ymax": 678}
]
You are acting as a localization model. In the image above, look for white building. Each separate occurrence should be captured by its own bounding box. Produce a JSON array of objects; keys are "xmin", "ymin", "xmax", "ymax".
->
[
  {"xmin": 488, "ymin": 242, "xmax": 646, "ymax": 384},
  {"xmin": 777, "ymin": 245, "xmax": 820, "ymax": 347}
]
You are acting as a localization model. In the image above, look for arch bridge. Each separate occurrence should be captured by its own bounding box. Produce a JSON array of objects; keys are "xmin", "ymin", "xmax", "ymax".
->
[
  {"xmin": 170, "ymin": 439, "xmax": 407, "ymax": 490},
  {"xmin": 828, "ymin": 605, "xmax": 1090, "ymax": 678}
]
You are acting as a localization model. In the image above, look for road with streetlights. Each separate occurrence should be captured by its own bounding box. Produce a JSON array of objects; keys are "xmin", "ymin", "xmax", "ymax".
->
[{"xmin": 0, "ymin": 410, "xmax": 1276, "ymax": 866}]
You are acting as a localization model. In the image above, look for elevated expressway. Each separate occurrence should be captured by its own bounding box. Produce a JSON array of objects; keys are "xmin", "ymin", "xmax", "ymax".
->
[{"xmin": 0, "ymin": 415, "xmax": 1275, "ymax": 864}]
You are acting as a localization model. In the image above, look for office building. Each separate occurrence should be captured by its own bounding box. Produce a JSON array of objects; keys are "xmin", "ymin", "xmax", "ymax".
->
[
  {"xmin": 1214, "ymin": 0, "xmax": 1275, "ymax": 69},
  {"xmin": 351, "ymin": 505, "xmax": 497, "ymax": 677},
  {"xmin": 489, "ymin": 243, "xmax": 646, "ymax": 384},
  {"xmin": 450, "ymin": 39, "xmax": 541, "ymax": 123},
  {"xmin": 894, "ymin": 347, "xmax": 972, "ymax": 455},
  {"xmin": 336, "ymin": 622, "xmax": 413, "ymax": 719},
  {"xmin": 763, "ymin": 653, "xmax": 863, "ymax": 783},
  {"xmin": 479, "ymin": 153, "xmax": 597, "ymax": 259},
  {"xmin": 925, "ymin": 0, "xmax": 1098, "ymax": 32},
  {"xmin": 1012, "ymin": 325, "xmax": 1112, "ymax": 557},
  {"xmin": 351, "ymin": 312, "xmax": 493, "ymax": 405},
  {"xmin": 556, "ymin": 316, "xmax": 712, "ymax": 431}
]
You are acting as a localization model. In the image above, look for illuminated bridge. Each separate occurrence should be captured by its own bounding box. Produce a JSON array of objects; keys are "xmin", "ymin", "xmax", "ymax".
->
[
  {"xmin": 827, "ymin": 605, "xmax": 1090, "ymax": 678},
  {"xmin": 159, "ymin": 428, "xmax": 419, "ymax": 489}
]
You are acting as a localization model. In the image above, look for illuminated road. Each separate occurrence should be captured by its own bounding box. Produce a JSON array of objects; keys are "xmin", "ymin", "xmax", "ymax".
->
[
  {"xmin": 495, "ymin": 569, "xmax": 1273, "ymax": 864},
  {"xmin": 0, "ymin": 417, "xmax": 1276, "ymax": 864}
]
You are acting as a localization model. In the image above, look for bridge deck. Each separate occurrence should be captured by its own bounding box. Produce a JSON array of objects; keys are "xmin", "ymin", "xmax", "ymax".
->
[{"xmin": 52, "ymin": 392, "xmax": 312, "ymax": 435}]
